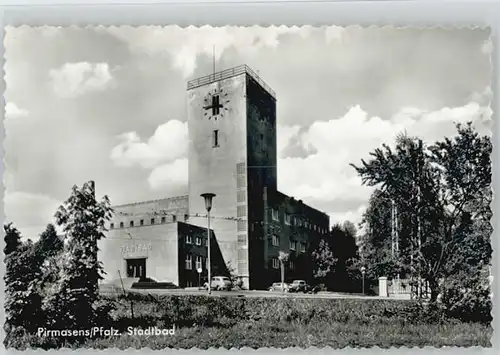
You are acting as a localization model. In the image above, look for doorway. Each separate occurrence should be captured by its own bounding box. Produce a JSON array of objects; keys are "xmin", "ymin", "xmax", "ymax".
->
[{"xmin": 126, "ymin": 258, "xmax": 146, "ymax": 280}]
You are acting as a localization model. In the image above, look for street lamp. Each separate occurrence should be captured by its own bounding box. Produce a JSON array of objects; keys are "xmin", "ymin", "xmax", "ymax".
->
[
  {"xmin": 201, "ymin": 193, "xmax": 216, "ymax": 295},
  {"xmin": 360, "ymin": 266, "xmax": 366, "ymax": 295}
]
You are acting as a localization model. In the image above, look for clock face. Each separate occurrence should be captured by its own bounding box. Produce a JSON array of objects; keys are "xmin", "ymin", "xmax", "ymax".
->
[{"xmin": 203, "ymin": 87, "xmax": 230, "ymax": 120}]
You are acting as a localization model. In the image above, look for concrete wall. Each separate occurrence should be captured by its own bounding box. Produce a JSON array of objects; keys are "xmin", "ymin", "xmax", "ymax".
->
[
  {"xmin": 99, "ymin": 197, "xmax": 189, "ymax": 285},
  {"xmin": 187, "ymin": 73, "xmax": 247, "ymax": 285},
  {"xmin": 99, "ymin": 222, "xmax": 179, "ymax": 285}
]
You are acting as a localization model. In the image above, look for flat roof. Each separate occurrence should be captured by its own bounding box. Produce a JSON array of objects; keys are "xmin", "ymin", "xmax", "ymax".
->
[{"xmin": 186, "ymin": 64, "xmax": 276, "ymax": 99}]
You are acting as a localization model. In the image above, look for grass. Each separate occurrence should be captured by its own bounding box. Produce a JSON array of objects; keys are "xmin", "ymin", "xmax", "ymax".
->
[
  {"xmin": 7, "ymin": 293, "xmax": 493, "ymax": 349},
  {"xmin": 84, "ymin": 320, "xmax": 491, "ymax": 349}
]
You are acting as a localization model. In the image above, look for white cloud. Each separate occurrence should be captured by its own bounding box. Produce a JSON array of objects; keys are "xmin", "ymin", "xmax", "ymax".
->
[
  {"xmin": 110, "ymin": 120, "xmax": 188, "ymax": 169},
  {"xmin": 49, "ymin": 62, "xmax": 115, "ymax": 98},
  {"xmin": 5, "ymin": 102, "xmax": 28, "ymax": 119},
  {"xmin": 148, "ymin": 158, "xmax": 188, "ymax": 191},
  {"xmin": 278, "ymin": 99, "xmax": 491, "ymax": 225},
  {"xmin": 106, "ymin": 25, "xmax": 337, "ymax": 78},
  {"xmin": 4, "ymin": 191, "xmax": 63, "ymax": 239}
]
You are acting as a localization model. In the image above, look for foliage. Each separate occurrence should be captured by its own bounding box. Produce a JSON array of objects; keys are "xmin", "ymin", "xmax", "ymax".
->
[
  {"xmin": 34, "ymin": 224, "xmax": 65, "ymax": 288},
  {"xmin": 311, "ymin": 239, "xmax": 336, "ymax": 281},
  {"xmin": 4, "ymin": 240, "xmax": 44, "ymax": 334},
  {"xmin": 352, "ymin": 123, "xmax": 492, "ymax": 313},
  {"xmin": 43, "ymin": 181, "xmax": 114, "ymax": 331},
  {"xmin": 4, "ymin": 222, "xmax": 22, "ymax": 256}
]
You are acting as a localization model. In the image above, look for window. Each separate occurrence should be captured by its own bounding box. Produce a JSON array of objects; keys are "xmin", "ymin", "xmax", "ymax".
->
[
  {"xmin": 272, "ymin": 258, "xmax": 280, "ymax": 269},
  {"xmin": 300, "ymin": 242, "xmax": 306, "ymax": 253},
  {"xmin": 140, "ymin": 219, "xmax": 144, "ymax": 226},
  {"xmin": 151, "ymin": 218, "xmax": 155, "ymax": 225},
  {"xmin": 272, "ymin": 235, "xmax": 279, "ymax": 247},
  {"xmin": 173, "ymin": 215, "xmax": 177, "ymax": 222},
  {"xmin": 289, "ymin": 261, "xmax": 295, "ymax": 270},
  {"xmin": 237, "ymin": 220, "xmax": 247, "ymax": 231},
  {"xmin": 237, "ymin": 191, "xmax": 246, "ymax": 203},
  {"xmin": 130, "ymin": 221, "xmax": 134, "ymax": 227},
  {"xmin": 161, "ymin": 216, "xmax": 166, "ymax": 223},
  {"xmin": 213, "ymin": 130, "xmax": 219, "ymax": 147},
  {"xmin": 237, "ymin": 205, "xmax": 246, "ymax": 217},
  {"xmin": 271, "ymin": 208, "xmax": 279, "ymax": 221},
  {"xmin": 186, "ymin": 235, "xmax": 192, "ymax": 244},
  {"xmin": 110, "ymin": 223, "xmax": 114, "ymax": 230},
  {"xmin": 120, "ymin": 222, "xmax": 124, "ymax": 228},
  {"xmin": 196, "ymin": 255, "xmax": 203, "ymax": 270},
  {"xmin": 289, "ymin": 240, "xmax": 296, "ymax": 251},
  {"xmin": 185, "ymin": 254, "xmax": 192, "ymax": 270},
  {"xmin": 184, "ymin": 214, "xmax": 189, "ymax": 221},
  {"xmin": 284, "ymin": 213, "xmax": 291, "ymax": 225},
  {"xmin": 196, "ymin": 236, "xmax": 202, "ymax": 246}
]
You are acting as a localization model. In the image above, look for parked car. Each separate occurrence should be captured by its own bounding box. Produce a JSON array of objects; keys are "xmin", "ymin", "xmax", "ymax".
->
[
  {"xmin": 205, "ymin": 276, "xmax": 232, "ymax": 291},
  {"xmin": 288, "ymin": 280, "xmax": 309, "ymax": 293},
  {"xmin": 268, "ymin": 282, "xmax": 290, "ymax": 292}
]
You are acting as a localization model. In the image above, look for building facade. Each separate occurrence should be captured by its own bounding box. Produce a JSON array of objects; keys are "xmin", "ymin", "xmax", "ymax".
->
[{"xmin": 99, "ymin": 65, "xmax": 330, "ymax": 290}]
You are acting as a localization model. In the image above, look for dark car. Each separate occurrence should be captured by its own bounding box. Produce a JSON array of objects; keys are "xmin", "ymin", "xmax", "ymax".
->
[{"xmin": 288, "ymin": 280, "xmax": 309, "ymax": 293}]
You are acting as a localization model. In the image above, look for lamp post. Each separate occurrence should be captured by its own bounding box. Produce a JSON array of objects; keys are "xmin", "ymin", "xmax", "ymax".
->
[
  {"xmin": 360, "ymin": 266, "xmax": 366, "ymax": 295},
  {"xmin": 201, "ymin": 193, "xmax": 216, "ymax": 295}
]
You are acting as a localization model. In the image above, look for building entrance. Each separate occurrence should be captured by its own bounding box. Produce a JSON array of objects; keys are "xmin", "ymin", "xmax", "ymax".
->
[{"xmin": 126, "ymin": 258, "xmax": 146, "ymax": 280}]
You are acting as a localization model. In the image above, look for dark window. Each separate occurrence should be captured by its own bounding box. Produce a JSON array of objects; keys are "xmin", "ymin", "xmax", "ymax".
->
[
  {"xmin": 184, "ymin": 214, "xmax": 189, "ymax": 221},
  {"xmin": 161, "ymin": 216, "xmax": 166, "ymax": 223},
  {"xmin": 130, "ymin": 221, "xmax": 134, "ymax": 227},
  {"xmin": 173, "ymin": 215, "xmax": 177, "ymax": 222},
  {"xmin": 151, "ymin": 218, "xmax": 155, "ymax": 225},
  {"xmin": 213, "ymin": 130, "xmax": 219, "ymax": 147},
  {"xmin": 120, "ymin": 222, "xmax": 124, "ymax": 228},
  {"xmin": 110, "ymin": 223, "xmax": 114, "ymax": 230},
  {"xmin": 140, "ymin": 219, "xmax": 144, "ymax": 226}
]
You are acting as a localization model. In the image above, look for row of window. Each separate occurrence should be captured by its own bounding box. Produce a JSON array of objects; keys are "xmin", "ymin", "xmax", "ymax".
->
[
  {"xmin": 271, "ymin": 258, "xmax": 295, "ymax": 270},
  {"xmin": 271, "ymin": 209, "xmax": 327, "ymax": 234},
  {"xmin": 185, "ymin": 254, "xmax": 206, "ymax": 270},
  {"xmin": 110, "ymin": 214, "xmax": 188, "ymax": 230},
  {"xmin": 271, "ymin": 235, "xmax": 306, "ymax": 252},
  {"xmin": 185, "ymin": 235, "xmax": 207, "ymax": 247}
]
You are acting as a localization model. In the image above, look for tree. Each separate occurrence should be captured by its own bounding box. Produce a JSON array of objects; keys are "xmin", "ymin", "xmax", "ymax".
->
[
  {"xmin": 311, "ymin": 239, "xmax": 337, "ymax": 286},
  {"xmin": 43, "ymin": 181, "xmax": 113, "ymax": 330},
  {"xmin": 4, "ymin": 240, "xmax": 44, "ymax": 335},
  {"xmin": 34, "ymin": 224, "xmax": 65, "ymax": 288},
  {"xmin": 330, "ymin": 223, "xmax": 360, "ymax": 292},
  {"xmin": 4, "ymin": 223, "xmax": 21, "ymax": 256},
  {"xmin": 352, "ymin": 123, "xmax": 492, "ymax": 308}
]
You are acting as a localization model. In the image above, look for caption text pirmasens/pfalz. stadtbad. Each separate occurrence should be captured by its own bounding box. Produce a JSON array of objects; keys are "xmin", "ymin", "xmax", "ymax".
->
[{"xmin": 37, "ymin": 326, "xmax": 176, "ymax": 337}]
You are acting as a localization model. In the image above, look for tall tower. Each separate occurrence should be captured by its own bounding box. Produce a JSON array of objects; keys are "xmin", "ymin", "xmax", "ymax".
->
[{"xmin": 186, "ymin": 65, "xmax": 277, "ymax": 289}]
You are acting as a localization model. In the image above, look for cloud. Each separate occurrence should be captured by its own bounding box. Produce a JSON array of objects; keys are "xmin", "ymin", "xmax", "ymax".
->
[
  {"xmin": 110, "ymin": 120, "xmax": 188, "ymax": 169},
  {"xmin": 277, "ymin": 98, "xmax": 491, "ymax": 225},
  {"xmin": 4, "ymin": 191, "xmax": 63, "ymax": 239},
  {"xmin": 5, "ymin": 102, "xmax": 29, "ymax": 119},
  {"xmin": 49, "ymin": 62, "xmax": 115, "ymax": 98},
  {"xmin": 106, "ymin": 25, "xmax": 337, "ymax": 78},
  {"xmin": 148, "ymin": 158, "xmax": 188, "ymax": 191}
]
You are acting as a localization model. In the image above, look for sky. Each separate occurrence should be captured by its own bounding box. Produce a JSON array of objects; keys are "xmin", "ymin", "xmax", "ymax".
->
[{"xmin": 3, "ymin": 25, "xmax": 493, "ymax": 239}]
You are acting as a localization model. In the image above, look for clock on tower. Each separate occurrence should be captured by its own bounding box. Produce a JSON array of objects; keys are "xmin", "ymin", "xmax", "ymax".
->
[{"xmin": 203, "ymin": 87, "xmax": 230, "ymax": 120}]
